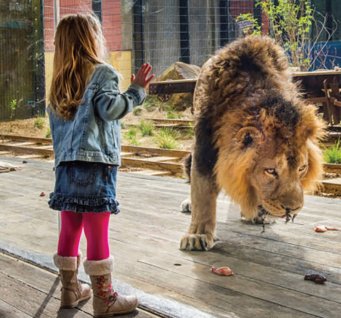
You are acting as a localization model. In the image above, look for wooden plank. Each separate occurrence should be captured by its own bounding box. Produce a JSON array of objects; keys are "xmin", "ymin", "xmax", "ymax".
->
[
  {"xmin": 143, "ymin": 156, "xmax": 181, "ymax": 163},
  {"xmin": 149, "ymin": 79, "xmax": 196, "ymax": 95},
  {"xmin": 321, "ymin": 178, "xmax": 341, "ymax": 195},
  {"xmin": 323, "ymin": 163, "xmax": 341, "ymax": 174},
  {"xmin": 0, "ymin": 299, "xmax": 31, "ymax": 318},
  {"xmin": 2, "ymin": 141, "xmax": 37, "ymax": 147},
  {"xmin": 0, "ymin": 144, "xmax": 53, "ymax": 157},
  {"xmin": 0, "ymin": 134, "xmax": 52, "ymax": 144},
  {"xmin": 107, "ymin": 228, "xmax": 329, "ymax": 318},
  {"xmin": 294, "ymin": 70, "xmax": 341, "ymax": 77},
  {"xmin": 148, "ymin": 118, "xmax": 194, "ymax": 125},
  {"xmin": 121, "ymin": 145, "xmax": 190, "ymax": 158},
  {"xmin": 0, "ymin": 253, "xmax": 162, "ymax": 318},
  {"xmin": 154, "ymin": 124, "xmax": 192, "ymax": 130},
  {"xmin": 122, "ymin": 157, "xmax": 183, "ymax": 175},
  {"xmin": 148, "ymin": 72, "xmax": 341, "ymax": 95},
  {"xmin": 0, "ymin": 272, "xmax": 83, "ymax": 318},
  {"xmin": 1, "ymin": 158, "xmax": 341, "ymax": 318},
  {"xmin": 137, "ymin": 254, "xmax": 340, "ymax": 318}
]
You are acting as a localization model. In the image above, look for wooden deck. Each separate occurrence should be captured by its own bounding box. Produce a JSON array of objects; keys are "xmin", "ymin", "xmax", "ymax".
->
[{"xmin": 0, "ymin": 156, "xmax": 341, "ymax": 318}]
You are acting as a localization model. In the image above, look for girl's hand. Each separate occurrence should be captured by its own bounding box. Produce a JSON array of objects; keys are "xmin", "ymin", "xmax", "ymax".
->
[{"xmin": 130, "ymin": 63, "xmax": 155, "ymax": 89}]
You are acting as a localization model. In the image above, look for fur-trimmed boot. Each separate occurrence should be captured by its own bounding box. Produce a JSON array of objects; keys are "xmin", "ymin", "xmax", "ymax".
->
[
  {"xmin": 53, "ymin": 253, "xmax": 92, "ymax": 308},
  {"xmin": 84, "ymin": 256, "xmax": 138, "ymax": 317}
]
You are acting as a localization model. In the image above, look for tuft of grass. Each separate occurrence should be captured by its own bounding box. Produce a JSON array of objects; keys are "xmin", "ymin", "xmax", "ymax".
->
[
  {"xmin": 138, "ymin": 120, "xmax": 154, "ymax": 136},
  {"xmin": 324, "ymin": 140, "xmax": 341, "ymax": 164},
  {"xmin": 34, "ymin": 117, "xmax": 45, "ymax": 129},
  {"xmin": 166, "ymin": 111, "xmax": 177, "ymax": 119},
  {"xmin": 154, "ymin": 128, "xmax": 179, "ymax": 149},
  {"xmin": 133, "ymin": 107, "xmax": 143, "ymax": 116},
  {"xmin": 142, "ymin": 96, "xmax": 159, "ymax": 112},
  {"xmin": 179, "ymin": 127, "xmax": 194, "ymax": 139},
  {"xmin": 124, "ymin": 127, "xmax": 140, "ymax": 146},
  {"xmin": 45, "ymin": 128, "xmax": 51, "ymax": 138}
]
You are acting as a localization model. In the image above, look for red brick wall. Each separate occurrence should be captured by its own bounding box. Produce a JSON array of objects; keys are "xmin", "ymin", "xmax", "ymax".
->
[
  {"xmin": 43, "ymin": 0, "xmax": 122, "ymax": 52},
  {"xmin": 102, "ymin": 0, "xmax": 122, "ymax": 51},
  {"xmin": 43, "ymin": 0, "xmax": 54, "ymax": 51},
  {"xmin": 60, "ymin": 0, "xmax": 92, "ymax": 16}
]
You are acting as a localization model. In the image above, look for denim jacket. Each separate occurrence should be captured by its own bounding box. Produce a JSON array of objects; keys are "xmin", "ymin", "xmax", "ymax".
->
[{"xmin": 48, "ymin": 63, "xmax": 146, "ymax": 167}]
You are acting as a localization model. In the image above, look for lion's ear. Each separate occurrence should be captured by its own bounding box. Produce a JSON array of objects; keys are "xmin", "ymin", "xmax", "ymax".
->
[{"xmin": 235, "ymin": 127, "xmax": 262, "ymax": 148}]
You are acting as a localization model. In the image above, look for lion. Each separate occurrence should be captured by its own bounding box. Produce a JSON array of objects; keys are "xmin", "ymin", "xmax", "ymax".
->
[{"xmin": 180, "ymin": 36, "xmax": 325, "ymax": 251}]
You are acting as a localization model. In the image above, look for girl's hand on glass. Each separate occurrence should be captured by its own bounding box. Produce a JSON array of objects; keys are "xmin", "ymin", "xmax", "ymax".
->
[{"xmin": 131, "ymin": 63, "xmax": 155, "ymax": 89}]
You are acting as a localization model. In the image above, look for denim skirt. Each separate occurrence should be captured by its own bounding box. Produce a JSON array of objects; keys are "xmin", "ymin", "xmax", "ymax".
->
[{"xmin": 49, "ymin": 161, "xmax": 120, "ymax": 214}]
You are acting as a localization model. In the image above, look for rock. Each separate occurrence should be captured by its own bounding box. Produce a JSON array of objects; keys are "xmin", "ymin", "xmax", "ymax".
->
[{"xmin": 157, "ymin": 62, "xmax": 200, "ymax": 111}]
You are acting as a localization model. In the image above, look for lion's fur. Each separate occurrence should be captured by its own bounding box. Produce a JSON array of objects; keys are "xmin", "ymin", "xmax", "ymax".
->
[{"xmin": 190, "ymin": 36, "xmax": 325, "ymax": 221}]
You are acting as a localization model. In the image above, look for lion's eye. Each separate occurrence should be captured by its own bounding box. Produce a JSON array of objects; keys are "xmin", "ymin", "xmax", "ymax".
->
[
  {"xmin": 264, "ymin": 168, "xmax": 277, "ymax": 177},
  {"xmin": 298, "ymin": 165, "xmax": 307, "ymax": 172}
]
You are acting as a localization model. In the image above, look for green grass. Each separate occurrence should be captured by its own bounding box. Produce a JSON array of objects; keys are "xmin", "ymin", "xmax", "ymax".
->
[
  {"xmin": 133, "ymin": 107, "xmax": 143, "ymax": 116},
  {"xmin": 124, "ymin": 127, "xmax": 140, "ymax": 146},
  {"xmin": 45, "ymin": 128, "xmax": 51, "ymax": 138},
  {"xmin": 179, "ymin": 127, "xmax": 194, "ymax": 139},
  {"xmin": 166, "ymin": 111, "xmax": 178, "ymax": 119},
  {"xmin": 142, "ymin": 96, "xmax": 175, "ymax": 113},
  {"xmin": 154, "ymin": 128, "xmax": 179, "ymax": 149},
  {"xmin": 324, "ymin": 140, "xmax": 341, "ymax": 164},
  {"xmin": 34, "ymin": 117, "xmax": 45, "ymax": 129},
  {"xmin": 138, "ymin": 120, "xmax": 154, "ymax": 136}
]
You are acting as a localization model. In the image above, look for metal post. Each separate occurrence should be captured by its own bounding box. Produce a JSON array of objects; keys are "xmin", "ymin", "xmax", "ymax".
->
[
  {"xmin": 133, "ymin": 0, "xmax": 145, "ymax": 73},
  {"xmin": 219, "ymin": 0, "xmax": 229, "ymax": 46},
  {"xmin": 179, "ymin": 0, "xmax": 190, "ymax": 63},
  {"xmin": 92, "ymin": 0, "xmax": 102, "ymax": 22},
  {"xmin": 54, "ymin": 0, "xmax": 60, "ymax": 30}
]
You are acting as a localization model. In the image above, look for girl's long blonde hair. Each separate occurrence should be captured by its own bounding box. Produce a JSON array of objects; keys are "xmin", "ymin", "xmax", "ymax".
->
[{"xmin": 49, "ymin": 13, "xmax": 105, "ymax": 120}]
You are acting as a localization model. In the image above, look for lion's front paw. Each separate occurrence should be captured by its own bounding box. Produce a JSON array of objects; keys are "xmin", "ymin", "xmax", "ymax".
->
[
  {"xmin": 180, "ymin": 233, "xmax": 215, "ymax": 251},
  {"xmin": 180, "ymin": 198, "xmax": 191, "ymax": 213}
]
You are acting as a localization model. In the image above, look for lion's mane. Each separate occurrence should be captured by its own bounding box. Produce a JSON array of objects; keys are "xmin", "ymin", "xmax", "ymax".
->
[{"xmin": 191, "ymin": 36, "xmax": 325, "ymax": 219}]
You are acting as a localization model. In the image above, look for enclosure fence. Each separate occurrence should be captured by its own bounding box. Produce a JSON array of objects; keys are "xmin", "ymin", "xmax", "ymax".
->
[{"xmin": 0, "ymin": 0, "xmax": 340, "ymax": 121}]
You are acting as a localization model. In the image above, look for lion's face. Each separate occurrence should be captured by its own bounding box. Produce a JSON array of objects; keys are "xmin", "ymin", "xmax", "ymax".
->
[
  {"xmin": 214, "ymin": 100, "xmax": 324, "ymax": 221},
  {"xmin": 248, "ymin": 143, "xmax": 308, "ymax": 219}
]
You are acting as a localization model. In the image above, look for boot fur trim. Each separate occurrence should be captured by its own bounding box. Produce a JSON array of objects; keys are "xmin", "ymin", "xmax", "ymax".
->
[
  {"xmin": 53, "ymin": 253, "xmax": 79, "ymax": 271},
  {"xmin": 83, "ymin": 256, "xmax": 114, "ymax": 276}
]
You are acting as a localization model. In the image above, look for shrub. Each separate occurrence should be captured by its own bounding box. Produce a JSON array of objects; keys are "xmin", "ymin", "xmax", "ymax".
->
[
  {"xmin": 9, "ymin": 99, "xmax": 17, "ymax": 119},
  {"xmin": 154, "ymin": 128, "xmax": 179, "ymax": 149},
  {"xmin": 237, "ymin": 0, "xmax": 318, "ymax": 70},
  {"xmin": 133, "ymin": 107, "xmax": 143, "ymax": 116},
  {"xmin": 34, "ymin": 117, "xmax": 45, "ymax": 129},
  {"xmin": 324, "ymin": 140, "xmax": 341, "ymax": 164},
  {"xmin": 45, "ymin": 128, "xmax": 51, "ymax": 138},
  {"xmin": 139, "ymin": 120, "xmax": 154, "ymax": 136},
  {"xmin": 124, "ymin": 128, "xmax": 140, "ymax": 146}
]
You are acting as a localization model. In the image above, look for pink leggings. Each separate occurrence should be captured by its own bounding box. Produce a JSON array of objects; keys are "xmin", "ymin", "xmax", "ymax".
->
[{"xmin": 57, "ymin": 210, "xmax": 110, "ymax": 260}]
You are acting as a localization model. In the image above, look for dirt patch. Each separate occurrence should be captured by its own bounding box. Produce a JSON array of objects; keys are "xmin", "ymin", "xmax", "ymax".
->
[{"xmin": 0, "ymin": 118, "xmax": 50, "ymax": 138}]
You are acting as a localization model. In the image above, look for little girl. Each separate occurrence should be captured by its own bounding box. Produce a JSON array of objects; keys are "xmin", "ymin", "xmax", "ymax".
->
[{"xmin": 48, "ymin": 13, "xmax": 154, "ymax": 317}]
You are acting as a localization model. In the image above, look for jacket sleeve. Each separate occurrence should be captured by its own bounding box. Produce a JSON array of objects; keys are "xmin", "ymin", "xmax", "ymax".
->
[{"xmin": 93, "ymin": 66, "xmax": 146, "ymax": 121}]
